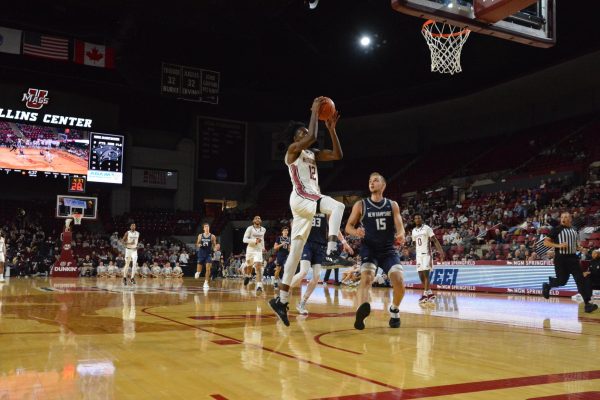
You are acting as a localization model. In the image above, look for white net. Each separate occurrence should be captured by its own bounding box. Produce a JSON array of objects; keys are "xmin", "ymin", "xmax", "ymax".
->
[
  {"xmin": 72, "ymin": 213, "xmax": 83, "ymax": 225},
  {"xmin": 421, "ymin": 20, "xmax": 470, "ymax": 75}
]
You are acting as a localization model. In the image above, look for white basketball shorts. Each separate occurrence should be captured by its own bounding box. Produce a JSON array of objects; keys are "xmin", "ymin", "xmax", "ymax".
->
[
  {"xmin": 416, "ymin": 254, "xmax": 432, "ymax": 272},
  {"xmin": 125, "ymin": 248, "xmax": 138, "ymax": 263},
  {"xmin": 246, "ymin": 250, "xmax": 264, "ymax": 264},
  {"xmin": 289, "ymin": 191, "xmax": 320, "ymax": 242}
]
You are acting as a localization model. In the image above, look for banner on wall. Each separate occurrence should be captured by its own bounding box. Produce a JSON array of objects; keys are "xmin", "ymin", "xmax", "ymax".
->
[{"xmin": 307, "ymin": 262, "xmax": 578, "ymax": 297}]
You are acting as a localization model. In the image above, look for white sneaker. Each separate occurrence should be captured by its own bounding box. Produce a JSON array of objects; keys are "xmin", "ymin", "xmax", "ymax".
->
[
  {"xmin": 571, "ymin": 293, "xmax": 584, "ymax": 303},
  {"xmin": 296, "ymin": 301, "xmax": 308, "ymax": 315},
  {"xmin": 203, "ymin": 281, "xmax": 209, "ymax": 289},
  {"xmin": 0, "ymin": 276, "xmax": 4, "ymax": 283},
  {"xmin": 194, "ymin": 272, "xmax": 200, "ymax": 279}
]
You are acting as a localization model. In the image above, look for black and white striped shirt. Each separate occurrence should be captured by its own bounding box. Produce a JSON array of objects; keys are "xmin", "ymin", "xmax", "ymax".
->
[{"xmin": 548, "ymin": 225, "xmax": 578, "ymax": 256}]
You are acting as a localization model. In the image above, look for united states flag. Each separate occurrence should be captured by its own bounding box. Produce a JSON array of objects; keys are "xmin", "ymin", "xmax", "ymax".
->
[{"xmin": 23, "ymin": 32, "xmax": 69, "ymax": 60}]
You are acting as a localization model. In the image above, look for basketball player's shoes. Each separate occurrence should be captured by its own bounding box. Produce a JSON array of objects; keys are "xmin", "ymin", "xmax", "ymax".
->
[
  {"xmin": 0, "ymin": 275, "xmax": 4, "ymax": 283},
  {"xmin": 203, "ymin": 281, "xmax": 209, "ymax": 289},
  {"xmin": 123, "ymin": 277, "xmax": 128, "ymax": 286},
  {"xmin": 418, "ymin": 295, "xmax": 428, "ymax": 304},
  {"xmin": 542, "ymin": 283, "xmax": 551, "ymax": 299},
  {"xmin": 389, "ymin": 306, "xmax": 401, "ymax": 328},
  {"xmin": 243, "ymin": 277, "xmax": 250, "ymax": 286},
  {"xmin": 194, "ymin": 272, "xmax": 200, "ymax": 280},
  {"xmin": 269, "ymin": 297, "xmax": 290, "ymax": 326},
  {"xmin": 323, "ymin": 250, "xmax": 353, "ymax": 268},
  {"xmin": 256, "ymin": 285, "xmax": 263, "ymax": 294},
  {"xmin": 273, "ymin": 281, "xmax": 278, "ymax": 289},
  {"xmin": 427, "ymin": 294, "xmax": 436, "ymax": 302},
  {"xmin": 354, "ymin": 302, "xmax": 371, "ymax": 330},
  {"xmin": 296, "ymin": 301, "xmax": 308, "ymax": 315},
  {"xmin": 584, "ymin": 303, "xmax": 598, "ymax": 313},
  {"xmin": 130, "ymin": 278, "xmax": 136, "ymax": 285}
]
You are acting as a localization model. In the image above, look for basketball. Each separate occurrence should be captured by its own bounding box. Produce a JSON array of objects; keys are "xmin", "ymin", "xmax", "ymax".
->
[{"xmin": 318, "ymin": 97, "xmax": 336, "ymax": 121}]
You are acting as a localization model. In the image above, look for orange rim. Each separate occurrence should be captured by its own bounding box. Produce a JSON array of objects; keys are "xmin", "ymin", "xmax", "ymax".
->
[{"xmin": 422, "ymin": 19, "xmax": 469, "ymax": 38}]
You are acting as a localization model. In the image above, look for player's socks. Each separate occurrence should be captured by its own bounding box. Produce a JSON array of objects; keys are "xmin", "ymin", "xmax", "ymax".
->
[
  {"xmin": 280, "ymin": 290, "xmax": 289, "ymax": 304},
  {"xmin": 326, "ymin": 241, "xmax": 337, "ymax": 255}
]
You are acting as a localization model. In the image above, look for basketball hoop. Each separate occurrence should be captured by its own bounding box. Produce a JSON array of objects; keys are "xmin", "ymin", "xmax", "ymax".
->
[
  {"xmin": 71, "ymin": 213, "xmax": 83, "ymax": 225},
  {"xmin": 421, "ymin": 19, "xmax": 470, "ymax": 75}
]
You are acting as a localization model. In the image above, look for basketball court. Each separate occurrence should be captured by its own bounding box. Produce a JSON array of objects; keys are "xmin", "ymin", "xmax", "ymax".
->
[
  {"xmin": 0, "ymin": 278, "xmax": 598, "ymax": 399},
  {"xmin": 0, "ymin": 148, "xmax": 87, "ymax": 175}
]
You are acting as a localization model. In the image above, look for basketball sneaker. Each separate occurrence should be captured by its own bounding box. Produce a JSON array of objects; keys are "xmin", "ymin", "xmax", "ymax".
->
[
  {"xmin": 542, "ymin": 283, "xmax": 551, "ymax": 299},
  {"xmin": 256, "ymin": 285, "xmax": 263, "ymax": 294},
  {"xmin": 323, "ymin": 250, "xmax": 353, "ymax": 268},
  {"xmin": 0, "ymin": 275, "xmax": 4, "ymax": 283},
  {"xmin": 203, "ymin": 281, "xmax": 209, "ymax": 289},
  {"xmin": 388, "ymin": 306, "xmax": 401, "ymax": 328},
  {"xmin": 243, "ymin": 277, "xmax": 250, "ymax": 286},
  {"xmin": 194, "ymin": 272, "xmax": 200, "ymax": 280},
  {"xmin": 123, "ymin": 277, "xmax": 128, "ymax": 286},
  {"xmin": 427, "ymin": 294, "xmax": 436, "ymax": 302},
  {"xmin": 130, "ymin": 278, "xmax": 136, "ymax": 285},
  {"xmin": 269, "ymin": 297, "xmax": 290, "ymax": 326},
  {"xmin": 354, "ymin": 302, "xmax": 371, "ymax": 330},
  {"xmin": 296, "ymin": 301, "xmax": 308, "ymax": 315},
  {"xmin": 418, "ymin": 295, "xmax": 428, "ymax": 304},
  {"xmin": 584, "ymin": 303, "xmax": 598, "ymax": 313},
  {"xmin": 273, "ymin": 281, "xmax": 278, "ymax": 289}
]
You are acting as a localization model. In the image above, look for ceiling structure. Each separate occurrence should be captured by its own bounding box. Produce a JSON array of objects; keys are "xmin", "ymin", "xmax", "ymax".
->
[{"xmin": 0, "ymin": 0, "xmax": 599, "ymax": 121}]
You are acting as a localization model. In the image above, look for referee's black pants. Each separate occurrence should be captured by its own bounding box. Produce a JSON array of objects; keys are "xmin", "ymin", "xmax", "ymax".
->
[{"xmin": 549, "ymin": 255, "xmax": 592, "ymax": 302}]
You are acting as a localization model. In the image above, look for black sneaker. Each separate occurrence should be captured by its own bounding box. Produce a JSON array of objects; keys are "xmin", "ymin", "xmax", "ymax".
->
[
  {"xmin": 130, "ymin": 278, "xmax": 136, "ymax": 285},
  {"xmin": 354, "ymin": 302, "xmax": 371, "ymax": 330},
  {"xmin": 123, "ymin": 277, "xmax": 128, "ymax": 286},
  {"xmin": 256, "ymin": 286, "xmax": 263, "ymax": 293},
  {"xmin": 389, "ymin": 306, "xmax": 401, "ymax": 328},
  {"xmin": 542, "ymin": 283, "xmax": 550, "ymax": 299},
  {"xmin": 274, "ymin": 281, "xmax": 278, "ymax": 289},
  {"xmin": 323, "ymin": 250, "xmax": 354, "ymax": 268},
  {"xmin": 243, "ymin": 277, "xmax": 250, "ymax": 286},
  {"xmin": 269, "ymin": 297, "xmax": 290, "ymax": 326},
  {"xmin": 584, "ymin": 303, "xmax": 598, "ymax": 313}
]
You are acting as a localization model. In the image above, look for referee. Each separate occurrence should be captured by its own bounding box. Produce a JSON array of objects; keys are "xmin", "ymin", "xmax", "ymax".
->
[{"xmin": 541, "ymin": 212, "xmax": 598, "ymax": 313}]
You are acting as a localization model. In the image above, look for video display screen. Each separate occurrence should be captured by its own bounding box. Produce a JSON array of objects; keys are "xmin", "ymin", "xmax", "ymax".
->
[{"xmin": 0, "ymin": 121, "xmax": 123, "ymax": 183}]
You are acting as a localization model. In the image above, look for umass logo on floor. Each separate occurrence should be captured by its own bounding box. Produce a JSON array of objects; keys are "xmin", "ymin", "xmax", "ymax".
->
[{"xmin": 22, "ymin": 88, "xmax": 50, "ymax": 110}]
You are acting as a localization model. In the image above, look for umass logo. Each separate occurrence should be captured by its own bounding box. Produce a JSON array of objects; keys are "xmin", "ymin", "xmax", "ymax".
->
[{"xmin": 22, "ymin": 88, "xmax": 50, "ymax": 110}]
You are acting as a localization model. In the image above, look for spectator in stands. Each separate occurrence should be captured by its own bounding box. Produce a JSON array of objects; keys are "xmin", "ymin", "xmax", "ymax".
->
[
  {"xmin": 179, "ymin": 249, "xmax": 189, "ymax": 268},
  {"xmin": 528, "ymin": 251, "xmax": 539, "ymax": 262},
  {"xmin": 80, "ymin": 255, "xmax": 94, "ymax": 277}
]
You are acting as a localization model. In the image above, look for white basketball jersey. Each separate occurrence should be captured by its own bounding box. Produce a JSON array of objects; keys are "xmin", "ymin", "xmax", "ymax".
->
[
  {"xmin": 245, "ymin": 226, "xmax": 266, "ymax": 253},
  {"xmin": 126, "ymin": 231, "xmax": 139, "ymax": 249},
  {"xmin": 412, "ymin": 224, "xmax": 435, "ymax": 254},
  {"xmin": 0, "ymin": 237, "xmax": 4, "ymax": 253},
  {"xmin": 286, "ymin": 149, "xmax": 321, "ymax": 199}
]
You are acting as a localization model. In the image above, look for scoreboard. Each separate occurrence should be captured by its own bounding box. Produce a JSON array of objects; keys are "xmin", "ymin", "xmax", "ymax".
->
[{"xmin": 197, "ymin": 117, "xmax": 246, "ymax": 183}]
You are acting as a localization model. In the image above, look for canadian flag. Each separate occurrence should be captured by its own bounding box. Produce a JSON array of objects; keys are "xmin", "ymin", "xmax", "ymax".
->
[{"xmin": 73, "ymin": 40, "xmax": 115, "ymax": 68}]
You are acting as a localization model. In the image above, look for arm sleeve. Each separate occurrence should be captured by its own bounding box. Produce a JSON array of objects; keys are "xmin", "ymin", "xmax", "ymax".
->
[{"xmin": 242, "ymin": 227, "xmax": 253, "ymax": 244}]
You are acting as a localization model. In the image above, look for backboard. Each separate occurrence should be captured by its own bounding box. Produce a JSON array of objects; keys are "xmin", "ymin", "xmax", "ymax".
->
[
  {"xmin": 392, "ymin": 0, "xmax": 556, "ymax": 48},
  {"xmin": 56, "ymin": 195, "xmax": 98, "ymax": 219}
]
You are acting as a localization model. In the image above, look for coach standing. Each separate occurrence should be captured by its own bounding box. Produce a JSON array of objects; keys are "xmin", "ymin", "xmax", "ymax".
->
[{"xmin": 542, "ymin": 212, "xmax": 597, "ymax": 313}]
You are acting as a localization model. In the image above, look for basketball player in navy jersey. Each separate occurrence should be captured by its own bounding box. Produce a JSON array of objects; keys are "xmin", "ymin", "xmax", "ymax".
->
[
  {"xmin": 195, "ymin": 223, "xmax": 217, "ymax": 289},
  {"xmin": 273, "ymin": 227, "xmax": 290, "ymax": 289},
  {"xmin": 291, "ymin": 213, "xmax": 353, "ymax": 315},
  {"xmin": 345, "ymin": 172, "xmax": 406, "ymax": 330}
]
